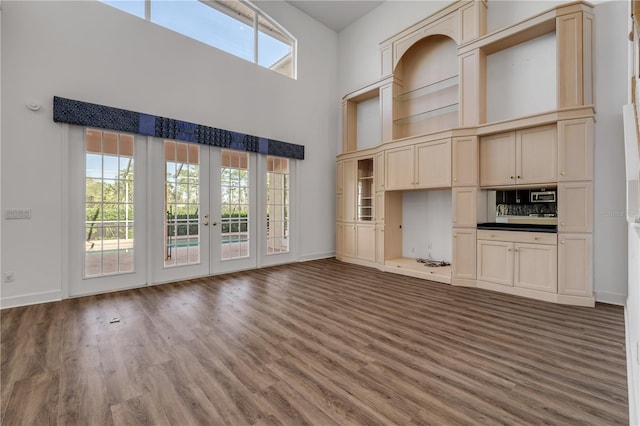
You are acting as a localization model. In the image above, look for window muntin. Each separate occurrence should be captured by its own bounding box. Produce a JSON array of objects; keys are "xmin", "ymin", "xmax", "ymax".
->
[
  {"xmin": 85, "ymin": 129, "xmax": 135, "ymax": 277},
  {"xmin": 165, "ymin": 141, "xmax": 201, "ymax": 267},
  {"xmin": 266, "ymin": 156, "xmax": 289, "ymax": 254},
  {"xmin": 99, "ymin": 0, "xmax": 296, "ymax": 78},
  {"xmin": 220, "ymin": 150, "xmax": 250, "ymax": 260}
]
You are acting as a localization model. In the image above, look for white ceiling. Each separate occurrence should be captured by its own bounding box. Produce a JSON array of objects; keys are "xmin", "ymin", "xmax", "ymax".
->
[{"xmin": 285, "ymin": 1, "xmax": 384, "ymax": 32}]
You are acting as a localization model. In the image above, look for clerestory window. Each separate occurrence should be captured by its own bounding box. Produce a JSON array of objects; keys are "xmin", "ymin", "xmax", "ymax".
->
[{"xmin": 100, "ymin": 0, "xmax": 296, "ymax": 78}]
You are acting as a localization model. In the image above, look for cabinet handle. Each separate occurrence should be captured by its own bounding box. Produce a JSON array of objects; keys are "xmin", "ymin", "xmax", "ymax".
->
[{"xmin": 561, "ymin": 171, "xmax": 566, "ymax": 176}]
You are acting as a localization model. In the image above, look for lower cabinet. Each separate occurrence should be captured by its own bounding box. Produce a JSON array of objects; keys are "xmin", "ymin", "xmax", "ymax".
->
[
  {"xmin": 376, "ymin": 226, "xmax": 385, "ymax": 265},
  {"xmin": 558, "ymin": 233, "xmax": 593, "ymax": 297},
  {"xmin": 336, "ymin": 222, "xmax": 344, "ymax": 258},
  {"xmin": 343, "ymin": 223, "xmax": 356, "ymax": 258},
  {"xmin": 356, "ymin": 224, "xmax": 376, "ymax": 262},
  {"xmin": 477, "ymin": 230, "xmax": 557, "ymax": 293},
  {"xmin": 452, "ymin": 228, "xmax": 476, "ymax": 281}
]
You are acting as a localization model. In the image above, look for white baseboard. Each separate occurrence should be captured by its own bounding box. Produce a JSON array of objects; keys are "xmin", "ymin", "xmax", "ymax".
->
[
  {"xmin": 595, "ymin": 291, "xmax": 627, "ymax": 305},
  {"xmin": 297, "ymin": 251, "xmax": 335, "ymax": 262},
  {"xmin": 0, "ymin": 290, "xmax": 62, "ymax": 309},
  {"xmin": 626, "ymin": 305, "xmax": 639, "ymax": 426}
]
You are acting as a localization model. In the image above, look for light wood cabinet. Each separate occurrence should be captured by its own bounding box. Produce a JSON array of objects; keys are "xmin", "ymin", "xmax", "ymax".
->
[
  {"xmin": 385, "ymin": 139, "xmax": 451, "ymax": 190},
  {"xmin": 480, "ymin": 125, "xmax": 557, "ymax": 187},
  {"xmin": 452, "ymin": 136, "xmax": 478, "ymax": 186},
  {"xmin": 515, "ymin": 125, "xmax": 557, "ymax": 185},
  {"xmin": 477, "ymin": 230, "xmax": 557, "ymax": 292},
  {"xmin": 336, "ymin": 194, "xmax": 344, "ymax": 222},
  {"xmin": 375, "ymin": 192, "xmax": 385, "ymax": 224},
  {"xmin": 558, "ymin": 233, "xmax": 593, "ymax": 297},
  {"xmin": 452, "ymin": 228, "xmax": 476, "ymax": 280},
  {"xmin": 415, "ymin": 139, "xmax": 452, "ymax": 189},
  {"xmin": 514, "ymin": 243, "xmax": 558, "ymax": 293},
  {"xmin": 343, "ymin": 223, "xmax": 356, "ymax": 258},
  {"xmin": 335, "ymin": 222, "xmax": 344, "ymax": 258},
  {"xmin": 558, "ymin": 182, "xmax": 593, "ymax": 233},
  {"xmin": 452, "ymin": 187, "xmax": 477, "ymax": 227},
  {"xmin": 376, "ymin": 226, "xmax": 385, "ymax": 265},
  {"xmin": 385, "ymin": 145, "xmax": 414, "ymax": 190},
  {"xmin": 558, "ymin": 118, "xmax": 594, "ymax": 181},
  {"xmin": 375, "ymin": 151, "xmax": 385, "ymax": 192},
  {"xmin": 343, "ymin": 159, "xmax": 356, "ymax": 222},
  {"xmin": 356, "ymin": 224, "xmax": 376, "ymax": 262},
  {"xmin": 336, "ymin": 161, "xmax": 343, "ymax": 194},
  {"xmin": 477, "ymin": 239, "xmax": 513, "ymax": 286}
]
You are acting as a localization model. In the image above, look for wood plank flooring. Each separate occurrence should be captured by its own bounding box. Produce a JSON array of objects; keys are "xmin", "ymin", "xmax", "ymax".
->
[{"xmin": 1, "ymin": 258, "xmax": 628, "ymax": 425}]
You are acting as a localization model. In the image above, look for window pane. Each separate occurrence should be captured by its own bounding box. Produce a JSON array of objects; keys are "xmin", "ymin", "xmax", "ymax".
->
[
  {"xmin": 258, "ymin": 14, "xmax": 293, "ymax": 77},
  {"xmin": 151, "ymin": 0, "xmax": 254, "ymax": 62}
]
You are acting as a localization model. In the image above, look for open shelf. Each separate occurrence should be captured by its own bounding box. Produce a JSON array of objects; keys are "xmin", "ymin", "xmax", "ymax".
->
[
  {"xmin": 385, "ymin": 257, "xmax": 452, "ymax": 284},
  {"xmin": 393, "ymin": 103, "xmax": 459, "ymax": 125},
  {"xmin": 395, "ymin": 75, "xmax": 459, "ymax": 102}
]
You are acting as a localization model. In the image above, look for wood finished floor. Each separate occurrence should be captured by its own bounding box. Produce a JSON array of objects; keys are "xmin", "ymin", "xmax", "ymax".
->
[{"xmin": 1, "ymin": 258, "xmax": 628, "ymax": 425}]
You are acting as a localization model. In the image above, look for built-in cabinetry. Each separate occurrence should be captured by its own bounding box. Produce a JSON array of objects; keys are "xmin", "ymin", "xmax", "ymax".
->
[
  {"xmin": 477, "ymin": 230, "xmax": 558, "ymax": 295},
  {"xmin": 336, "ymin": 0, "xmax": 595, "ymax": 307},
  {"xmin": 479, "ymin": 125, "xmax": 557, "ymax": 187}
]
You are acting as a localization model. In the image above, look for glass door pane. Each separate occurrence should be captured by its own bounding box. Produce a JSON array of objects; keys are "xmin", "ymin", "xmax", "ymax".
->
[
  {"xmin": 164, "ymin": 141, "xmax": 201, "ymax": 267},
  {"xmin": 220, "ymin": 149, "xmax": 250, "ymax": 260}
]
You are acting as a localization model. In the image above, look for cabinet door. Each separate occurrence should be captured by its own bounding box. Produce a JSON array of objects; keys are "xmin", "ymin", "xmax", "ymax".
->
[
  {"xmin": 336, "ymin": 194, "xmax": 344, "ymax": 222},
  {"xmin": 477, "ymin": 240, "xmax": 513, "ymax": 286},
  {"xmin": 415, "ymin": 138, "xmax": 452, "ymax": 189},
  {"xmin": 375, "ymin": 151, "xmax": 385, "ymax": 192},
  {"xmin": 452, "ymin": 136, "xmax": 478, "ymax": 187},
  {"xmin": 376, "ymin": 226, "xmax": 385, "ymax": 265},
  {"xmin": 452, "ymin": 187, "xmax": 477, "ymax": 227},
  {"xmin": 453, "ymin": 228, "xmax": 476, "ymax": 280},
  {"xmin": 356, "ymin": 224, "xmax": 376, "ymax": 262},
  {"xmin": 343, "ymin": 223, "xmax": 356, "ymax": 258},
  {"xmin": 513, "ymin": 243, "xmax": 558, "ymax": 293},
  {"xmin": 558, "ymin": 234, "xmax": 593, "ymax": 297},
  {"xmin": 336, "ymin": 222, "xmax": 344, "ymax": 258},
  {"xmin": 343, "ymin": 159, "xmax": 356, "ymax": 222},
  {"xmin": 479, "ymin": 132, "xmax": 516, "ymax": 187},
  {"xmin": 336, "ymin": 161, "xmax": 343, "ymax": 194},
  {"xmin": 516, "ymin": 125, "xmax": 557, "ymax": 185},
  {"xmin": 558, "ymin": 182, "xmax": 593, "ymax": 233},
  {"xmin": 558, "ymin": 118, "xmax": 593, "ymax": 181},
  {"xmin": 375, "ymin": 192, "xmax": 385, "ymax": 224},
  {"xmin": 385, "ymin": 145, "xmax": 415, "ymax": 190}
]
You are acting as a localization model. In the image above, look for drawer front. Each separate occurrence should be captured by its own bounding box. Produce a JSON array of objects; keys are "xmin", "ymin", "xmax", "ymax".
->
[{"xmin": 477, "ymin": 230, "xmax": 557, "ymax": 245}]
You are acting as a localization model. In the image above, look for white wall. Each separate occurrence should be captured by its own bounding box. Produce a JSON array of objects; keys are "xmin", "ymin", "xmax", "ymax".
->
[
  {"xmin": 402, "ymin": 190, "xmax": 452, "ymax": 262},
  {"xmin": 356, "ymin": 96, "xmax": 381, "ymax": 150},
  {"xmin": 0, "ymin": 0, "xmax": 338, "ymax": 307},
  {"xmin": 593, "ymin": 0, "xmax": 628, "ymax": 303},
  {"xmin": 337, "ymin": 0, "xmax": 629, "ymax": 304}
]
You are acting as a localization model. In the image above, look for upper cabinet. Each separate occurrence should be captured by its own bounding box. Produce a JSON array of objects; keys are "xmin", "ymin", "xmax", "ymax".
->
[
  {"xmin": 558, "ymin": 118, "xmax": 594, "ymax": 181},
  {"xmin": 480, "ymin": 125, "xmax": 557, "ymax": 187},
  {"xmin": 385, "ymin": 138, "xmax": 452, "ymax": 190}
]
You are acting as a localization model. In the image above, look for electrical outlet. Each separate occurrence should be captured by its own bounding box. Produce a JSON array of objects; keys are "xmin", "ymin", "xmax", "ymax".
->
[{"xmin": 3, "ymin": 272, "xmax": 14, "ymax": 283}]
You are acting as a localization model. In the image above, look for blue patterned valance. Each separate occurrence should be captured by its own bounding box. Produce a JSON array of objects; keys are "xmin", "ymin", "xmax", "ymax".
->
[{"xmin": 53, "ymin": 96, "xmax": 305, "ymax": 160}]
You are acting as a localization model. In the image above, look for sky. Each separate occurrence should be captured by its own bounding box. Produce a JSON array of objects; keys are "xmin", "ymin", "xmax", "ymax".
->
[{"xmin": 101, "ymin": 0, "xmax": 291, "ymax": 68}]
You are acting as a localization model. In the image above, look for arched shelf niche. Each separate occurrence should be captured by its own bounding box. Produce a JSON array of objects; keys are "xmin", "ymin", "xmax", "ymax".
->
[{"xmin": 392, "ymin": 34, "xmax": 458, "ymax": 139}]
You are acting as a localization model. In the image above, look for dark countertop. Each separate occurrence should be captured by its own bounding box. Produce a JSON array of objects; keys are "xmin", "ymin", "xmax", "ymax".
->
[{"xmin": 476, "ymin": 222, "xmax": 558, "ymax": 233}]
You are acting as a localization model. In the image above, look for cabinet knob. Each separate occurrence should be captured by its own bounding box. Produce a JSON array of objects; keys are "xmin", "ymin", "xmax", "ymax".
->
[
  {"xmin": 560, "ymin": 222, "xmax": 566, "ymax": 226},
  {"xmin": 453, "ymin": 219, "xmax": 457, "ymax": 223},
  {"xmin": 508, "ymin": 248, "xmax": 512, "ymax": 252},
  {"xmin": 514, "ymin": 249, "xmax": 519, "ymax": 252},
  {"xmin": 561, "ymin": 171, "xmax": 566, "ymax": 176},
  {"xmin": 534, "ymin": 237, "xmax": 539, "ymax": 240},
  {"xmin": 561, "ymin": 240, "xmax": 565, "ymax": 244},
  {"xmin": 517, "ymin": 175, "xmax": 521, "ymax": 179},
  {"xmin": 453, "ymin": 178, "xmax": 457, "ymax": 182},
  {"xmin": 490, "ymin": 234, "xmax": 496, "ymax": 238},
  {"xmin": 203, "ymin": 221, "xmax": 209, "ymax": 226},
  {"xmin": 510, "ymin": 176, "xmax": 514, "ymax": 179},
  {"xmin": 454, "ymin": 233, "xmax": 457, "ymax": 237}
]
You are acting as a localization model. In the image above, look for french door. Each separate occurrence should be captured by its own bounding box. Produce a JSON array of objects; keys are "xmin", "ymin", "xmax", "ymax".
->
[
  {"xmin": 68, "ymin": 128, "xmax": 285, "ymax": 296},
  {"xmin": 67, "ymin": 126, "xmax": 148, "ymax": 297},
  {"xmin": 149, "ymin": 140, "xmax": 257, "ymax": 284}
]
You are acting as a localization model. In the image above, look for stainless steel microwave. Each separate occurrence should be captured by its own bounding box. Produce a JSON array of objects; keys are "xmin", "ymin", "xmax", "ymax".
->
[{"xmin": 530, "ymin": 190, "xmax": 556, "ymax": 203}]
